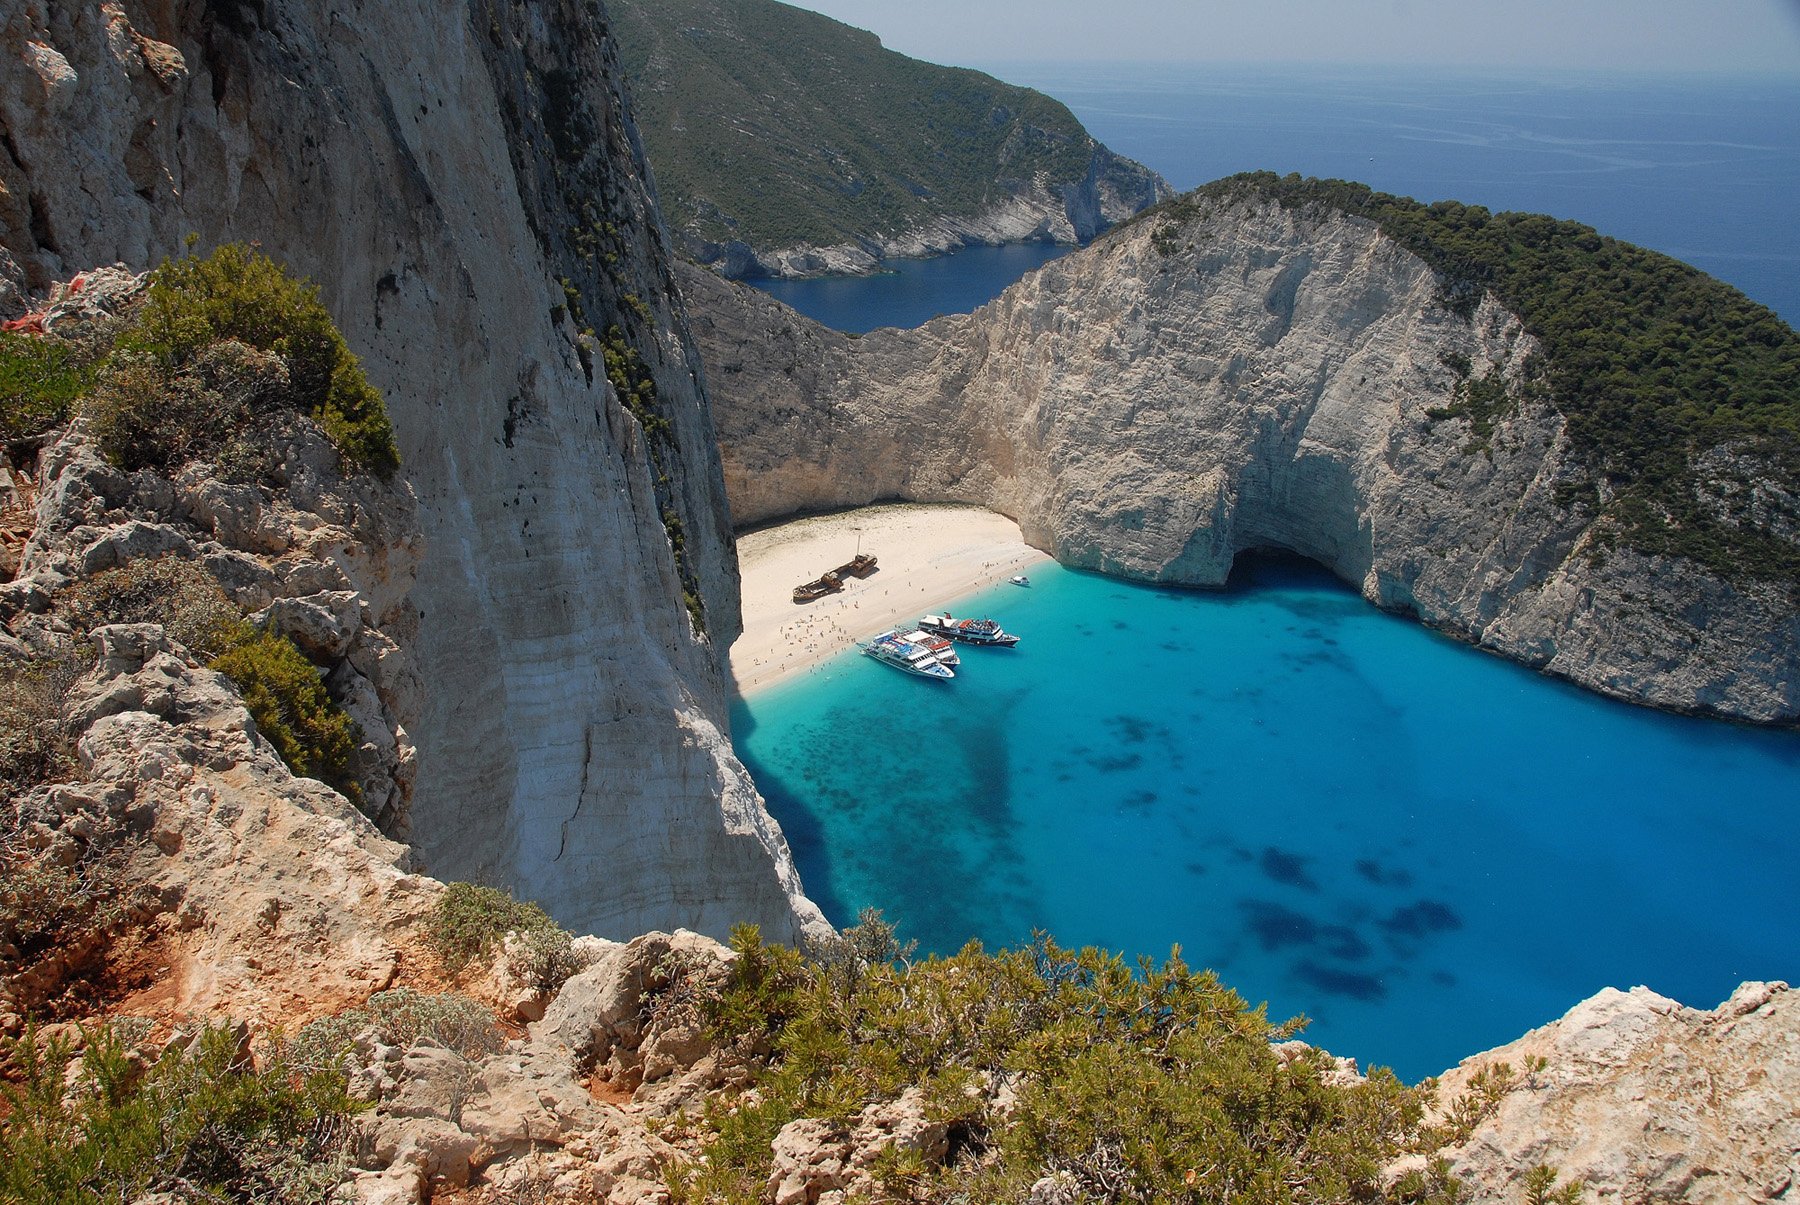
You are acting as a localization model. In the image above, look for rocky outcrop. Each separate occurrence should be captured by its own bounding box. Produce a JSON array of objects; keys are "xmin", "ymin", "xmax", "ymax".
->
[
  {"xmin": 699, "ymin": 148, "xmax": 1171, "ymax": 281},
  {"xmin": 4, "ymin": 618, "xmax": 437, "ymax": 1029},
  {"xmin": 1403, "ymin": 981, "xmax": 1799, "ymax": 1204},
  {"xmin": 686, "ymin": 194, "xmax": 1800, "ymax": 724},
  {"xmin": 0, "ymin": 2, "xmax": 824, "ymax": 940}
]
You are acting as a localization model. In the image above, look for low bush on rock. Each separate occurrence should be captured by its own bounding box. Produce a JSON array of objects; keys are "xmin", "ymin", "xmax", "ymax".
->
[
  {"xmin": 210, "ymin": 628, "xmax": 362, "ymax": 806},
  {"xmin": 0, "ymin": 331, "xmax": 100, "ymax": 443},
  {"xmin": 426, "ymin": 881, "xmax": 565, "ymax": 976},
  {"xmin": 293, "ymin": 987, "xmax": 506, "ymax": 1065},
  {"xmin": 2, "ymin": 244, "xmax": 397, "ymax": 475},
  {"xmin": 0, "ymin": 650, "xmax": 84, "ymax": 795},
  {"xmin": 85, "ymin": 339, "xmax": 288, "ymax": 473},
  {"xmin": 0, "ymin": 1021, "xmax": 358, "ymax": 1205},
  {"xmin": 57, "ymin": 557, "xmax": 241, "ymax": 661},
  {"xmin": 668, "ymin": 915, "xmax": 1456, "ymax": 1205},
  {"xmin": 52, "ymin": 559, "xmax": 364, "ymax": 803},
  {"xmin": 112, "ymin": 242, "xmax": 399, "ymax": 475}
]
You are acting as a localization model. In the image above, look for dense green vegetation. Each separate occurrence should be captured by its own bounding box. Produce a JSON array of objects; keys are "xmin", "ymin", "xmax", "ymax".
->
[
  {"xmin": 663, "ymin": 915, "xmax": 1495, "ymax": 1205},
  {"xmin": 1169, "ymin": 172, "xmax": 1800, "ymax": 585},
  {"xmin": 118, "ymin": 243, "xmax": 398, "ymax": 473},
  {"xmin": 0, "ymin": 1023, "xmax": 360, "ymax": 1205},
  {"xmin": 608, "ymin": 0, "xmax": 1145, "ymax": 258},
  {"xmin": 0, "ymin": 244, "xmax": 398, "ymax": 475},
  {"xmin": 211, "ymin": 629, "xmax": 362, "ymax": 806},
  {"xmin": 0, "ymin": 331, "xmax": 102, "ymax": 443}
]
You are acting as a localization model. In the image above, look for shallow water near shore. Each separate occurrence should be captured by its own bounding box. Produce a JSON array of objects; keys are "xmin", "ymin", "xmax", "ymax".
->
[{"xmin": 731, "ymin": 557, "xmax": 1800, "ymax": 1080}]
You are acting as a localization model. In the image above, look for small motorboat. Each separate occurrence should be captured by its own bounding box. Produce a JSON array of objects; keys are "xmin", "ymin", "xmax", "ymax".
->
[{"xmin": 1009, "ymin": 574, "xmax": 1030, "ymax": 587}]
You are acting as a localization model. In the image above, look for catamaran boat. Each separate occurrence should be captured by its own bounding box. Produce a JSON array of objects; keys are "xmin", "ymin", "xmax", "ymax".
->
[
  {"xmin": 897, "ymin": 628, "xmax": 960, "ymax": 667},
  {"xmin": 862, "ymin": 630, "xmax": 955, "ymax": 679},
  {"xmin": 918, "ymin": 612, "xmax": 1020, "ymax": 647}
]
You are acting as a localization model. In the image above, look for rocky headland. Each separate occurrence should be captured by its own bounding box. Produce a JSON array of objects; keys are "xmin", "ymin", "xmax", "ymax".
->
[
  {"xmin": 606, "ymin": 0, "xmax": 1171, "ymax": 279},
  {"xmin": 687, "ymin": 190, "xmax": 1800, "ymax": 724}
]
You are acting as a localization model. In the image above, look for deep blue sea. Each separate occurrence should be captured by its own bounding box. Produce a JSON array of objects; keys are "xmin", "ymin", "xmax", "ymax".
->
[
  {"xmin": 757, "ymin": 65, "xmax": 1800, "ymax": 330},
  {"xmin": 733, "ymin": 559, "xmax": 1800, "ymax": 1081},
  {"xmin": 750, "ymin": 243, "xmax": 1070, "ymax": 334},
  {"xmin": 729, "ymin": 67, "xmax": 1800, "ymax": 1080}
]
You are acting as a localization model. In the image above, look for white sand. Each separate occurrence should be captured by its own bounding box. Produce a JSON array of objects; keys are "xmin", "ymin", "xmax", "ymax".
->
[{"xmin": 728, "ymin": 503, "xmax": 1051, "ymax": 697}]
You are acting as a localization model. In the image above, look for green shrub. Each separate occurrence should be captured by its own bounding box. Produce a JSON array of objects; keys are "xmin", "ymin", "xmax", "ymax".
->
[
  {"xmin": 425, "ymin": 881, "xmax": 562, "ymax": 976},
  {"xmin": 0, "ymin": 1021, "xmax": 358, "ymax": 1205},
  {"xmin": 209, "ymin": 629, "xmax": 361, "ymax": 806},
  {"xmin": 56, "ymin": 555, "xmax": 241, "ymax": 660},
  {"xmin": 672, "ymin": 920, "xmax": 1441, "ymax": 1205},
  {"xmin": 292, "ymin": 988, "xmax": 506, "ymax": 1067},
  {"xmin": 54, "ymin": 560, "xmax": 366, "ymax": 806},
  {"xmin": 108, "ymin": 243, "xmax": 398, "ymax": 475},
  {"xmin": 0, "ymin": 331, "xmax": 98, "ymax": 442}
]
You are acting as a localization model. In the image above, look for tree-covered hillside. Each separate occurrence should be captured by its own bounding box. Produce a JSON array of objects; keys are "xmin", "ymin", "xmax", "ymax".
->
[
  {"xmin": 607, "ymin": 0, "xmax": 1164, "ymax": 268},
  {"xmin": 1165, "ymin": 173, "xmax": 1800, "ymax": 586}
]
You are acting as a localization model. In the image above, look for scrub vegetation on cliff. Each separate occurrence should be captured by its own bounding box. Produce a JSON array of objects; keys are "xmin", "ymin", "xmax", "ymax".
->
[
  {"xmin": 662, "ymin": 915, "xmax": 1480, "ymax": 1205},
  {"xmin": 1167, "ymin": 173, "xmax": 1800, "ymax": 585},
  {"xmin": 0, "ymin": 244, "xmax": 399, "ymax": 476},
  {"xmin": 607, "ymin": 0, "xmax": 1135, "ymax": 259},
  {"xmin": 44, "ymin": 557, "xmax": 366, "ymax": 807}
]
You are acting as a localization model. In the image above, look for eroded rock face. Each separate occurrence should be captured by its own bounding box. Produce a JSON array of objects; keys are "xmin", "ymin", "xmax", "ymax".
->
[
  {"xmin": 11, "ymin": 401, "xmax": 427, "ymax": 834},
  {"xmin": 688, "ymin": 197, "xmax": 1800, "ymax": 724},
  {"xmin": 1403, "ymin": 982, "xmax": 1800, "ymax": 1204},
  {"xmin": 3, "ymin": 619, "xmax": 438, "ymax": 1027},
  {"xmin": 0, "ymin": 2, "xmax": 823, "ymax": 940}
]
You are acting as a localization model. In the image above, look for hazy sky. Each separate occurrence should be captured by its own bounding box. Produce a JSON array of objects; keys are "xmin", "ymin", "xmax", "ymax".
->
[{"xmin": 788, "ymin": 0, "xmax": 1800, "ymax": 72}]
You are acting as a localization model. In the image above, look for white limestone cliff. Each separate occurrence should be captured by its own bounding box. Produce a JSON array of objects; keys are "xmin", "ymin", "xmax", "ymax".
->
[
  {"xmin": 0, "ymin": 2, "xmax": 825, "ymax": 941},
  {"xmin": 686, "ymin": 195, "xmax": 1800, "ymax": 724}
]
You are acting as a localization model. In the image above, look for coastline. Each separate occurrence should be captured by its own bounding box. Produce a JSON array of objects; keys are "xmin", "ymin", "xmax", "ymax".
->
[{"xmin": 728, "ymin": 503, "xmax": 1051, "ymax": 697}]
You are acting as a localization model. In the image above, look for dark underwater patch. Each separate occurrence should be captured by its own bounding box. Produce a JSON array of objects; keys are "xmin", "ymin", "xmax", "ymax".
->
[
  {"xmin": 1088, "ymin": 753, "xmax": 1143, "ymax": 773},
  {"xmin": 1294, "ymin": 961, "xmax": 1387, "ymax": 1002},
  {"xmin": 1260, "ymin": 846, "xmax": 1319, "ymax": 891},
  {"xmin": 1379, "ymin": 900, "xmax": 1463, "ymax": 938},
  {"xmin": 1241, "ymin": 900, "xmax": 1371, "ymax": 962},
  {"xmin": 1355, "ymin": 858, "xmax": 1414, "ymax": 888},
  {"xmin": 1108, "ymin": 715, "xmax": 1156, "ymax": 744}
]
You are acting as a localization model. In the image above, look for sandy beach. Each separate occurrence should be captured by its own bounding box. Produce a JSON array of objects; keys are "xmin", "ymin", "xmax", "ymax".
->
[{"xmin": 728, "ymin": 503, "xmax": 1051, "ymax": 697}]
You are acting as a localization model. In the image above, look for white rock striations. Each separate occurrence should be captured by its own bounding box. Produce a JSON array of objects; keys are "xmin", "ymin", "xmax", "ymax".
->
[
  {"xmin": 0, "ymin": 3, "xmax": 824, "ymax": 940},
  {"xmin": 687, "ymin": 195, "xmax": 1800, "ymax": 724}
]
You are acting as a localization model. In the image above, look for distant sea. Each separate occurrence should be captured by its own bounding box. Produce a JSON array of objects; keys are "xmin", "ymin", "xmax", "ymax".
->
[{"xmin": 756, "ymin": 64, "xmax": 1800, "ymax": 331}]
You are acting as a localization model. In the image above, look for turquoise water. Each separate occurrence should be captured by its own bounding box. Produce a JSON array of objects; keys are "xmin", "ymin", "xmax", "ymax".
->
[{"xmin": 731, "ymin": 557, "xmax": 1800, "ymax": 1081}]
